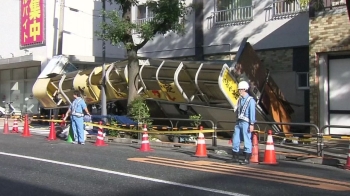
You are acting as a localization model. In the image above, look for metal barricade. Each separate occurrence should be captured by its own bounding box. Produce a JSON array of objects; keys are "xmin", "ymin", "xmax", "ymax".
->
[
  {"xmin": 141, "ymin": 117, "xmax": 215, "ymax": 145},
  {"xmin": 320, "ymin": 125, "xmax": 350, "ymax": 157},
  {"xmin": 255, "ymin": 121, "xmax": 322, "ymax": 156}
]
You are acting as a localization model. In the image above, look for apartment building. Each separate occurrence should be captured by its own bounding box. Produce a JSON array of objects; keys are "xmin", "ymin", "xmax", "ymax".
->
[
  {"xmin": 309, "ymin": 0, "xmax": 350, "ymax": 134},
  {"xmin": 0, "ymin": 0, "xmax": 125, "ymax": 113},
  {"xmin": 132, "ymin": 0, "xmax": 310, "ymax": 123}
]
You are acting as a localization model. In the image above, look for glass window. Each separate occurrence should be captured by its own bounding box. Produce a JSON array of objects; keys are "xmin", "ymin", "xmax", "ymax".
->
[
  {"xmin": 214, "ymin": 0, "xmax": 253, "ymax": 23},
  {"xmin": 63, "ymin": 62, "xmax": 78, "ymax": 73},
  {"xmin": 24, "ymin": 80, "xmax": 38, "ymax": 114},
  {"xmin": 297, "ymin": 72, "xmax": 309, "ymax": 89}
]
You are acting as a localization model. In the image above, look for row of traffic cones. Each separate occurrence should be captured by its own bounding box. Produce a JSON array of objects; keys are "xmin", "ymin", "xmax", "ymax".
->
[
  {"xmin": 5, "ymin": 116, "xmax": 350, "ymax": 170},
  {"xmin": 3, "ymin": 115, "xmax": 31, "ymax": 137}
]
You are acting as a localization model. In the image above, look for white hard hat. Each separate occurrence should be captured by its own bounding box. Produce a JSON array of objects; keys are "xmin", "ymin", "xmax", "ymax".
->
[{"xmin": 238, "ymin": 81, "xmax": 249, "ymax": 90}]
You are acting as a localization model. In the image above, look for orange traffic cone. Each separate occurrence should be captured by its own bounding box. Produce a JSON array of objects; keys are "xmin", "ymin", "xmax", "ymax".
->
[
  {"xmin": 21, "ymin": 114, "xmax": 31, "ymax": 137},
  {"xmin": 250, "ymin": 131, "xmax": 259, "ymax": 163},
  {"xmin": 94, "ymin": 121, "xmax": 108, "ymax": 146},
  {"xmin": 344, "ymin": 143, "xmax": 350, "ymax": 170},
  {"xmin": 228, "ymin": 139, "xmax": 232, "ymax": 145},
  {"xmin": 138, "ymin": 124, "xmax": 153, "ymax": 152},
  {"xmin": 194, "ymin": 126, "xmax": 208, "ymax": 158},
  {"xmin": 11, "ymin": 119, "xmax": 19, "ymax": 133},
  {"xmin": 3, "ymin": 118, "xmax": 9, "ymax": 134},
  {"xmin": 47, "ymin": 121, "xmax": 57, "ymax": 141},
  {"xmin": 260, "ymin": 130, "xmax": 277, "ymax": 165}
]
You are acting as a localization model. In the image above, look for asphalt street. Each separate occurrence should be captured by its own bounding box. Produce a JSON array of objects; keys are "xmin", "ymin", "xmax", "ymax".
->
[{"xmin": 0, "ymin": 133, "xmax": 349, "ymax": 196}]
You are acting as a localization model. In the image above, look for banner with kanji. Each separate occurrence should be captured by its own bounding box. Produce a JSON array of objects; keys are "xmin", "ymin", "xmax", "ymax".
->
[{"xmin": 20, "ymin": 0, "xmax": 45, "ymax": 48}]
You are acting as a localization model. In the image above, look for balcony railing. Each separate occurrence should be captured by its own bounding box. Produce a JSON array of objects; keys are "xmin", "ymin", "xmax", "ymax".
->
[
  {"xmin": 133, "ymin": 17, "xmax": 154, "ymax": 27},
  {"xmin": 272, "ymin": 0, "xmax": 308, "ymax": 17},
  {"xmin": 213, "ymin": 6, "xmax": 253, "ymax": 25}
]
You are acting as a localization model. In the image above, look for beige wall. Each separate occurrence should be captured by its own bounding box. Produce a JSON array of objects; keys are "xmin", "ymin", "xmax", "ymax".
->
[{"xmin": 309, "ymin": 7, "xmax": 350, "ymax": 126}]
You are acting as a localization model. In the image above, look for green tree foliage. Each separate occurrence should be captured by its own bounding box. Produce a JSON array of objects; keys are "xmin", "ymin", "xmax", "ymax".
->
[{"xmin": 96, "ymin": 0, "xmax": 193, "ymax": 106}]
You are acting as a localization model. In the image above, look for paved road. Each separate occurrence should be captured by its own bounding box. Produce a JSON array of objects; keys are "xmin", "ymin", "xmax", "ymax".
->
[{"xmin": 0, "ymin": 134, "xmax": 349, "ymax": 196}]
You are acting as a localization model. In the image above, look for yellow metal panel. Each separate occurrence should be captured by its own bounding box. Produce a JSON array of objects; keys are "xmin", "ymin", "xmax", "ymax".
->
[
  {"xmin": 158, "ymin": 81, "xmax": 187, "ymax": 102},
  {"xmin": 73, "ymin": 70, "xmax": 99, "ymax": 104},
  {"xmin": 146, "ymin": 90, "xmax": 168, "ymax": 100},
  {"xmin": 32, "ymin": 78, "xmax": 58, "ymax": 108},
  {"xmin": 105, "ymin": 65, "xmax": 127, "ymax": 100},
  {"xmin": 218, "ymin": 65, "xmax": 240, "ymax": 109}
]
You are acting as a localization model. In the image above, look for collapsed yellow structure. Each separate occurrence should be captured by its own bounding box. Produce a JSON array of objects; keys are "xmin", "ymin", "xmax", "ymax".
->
[{"xmin": 32, "ymin": 40, "xmax": 293, "ymax": 133}]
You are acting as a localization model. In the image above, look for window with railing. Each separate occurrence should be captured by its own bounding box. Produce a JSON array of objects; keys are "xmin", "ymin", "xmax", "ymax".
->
[
  {"xmin": 134, "ymin": 5, "xmax": 154, "ymax": 26},
  {"xmin": 213, "ymin": 0, "xmax": 253, "ymax": 24},
  {"xmin": 272, "ymin": 0, "xmax": 308, "ymax": 17}
]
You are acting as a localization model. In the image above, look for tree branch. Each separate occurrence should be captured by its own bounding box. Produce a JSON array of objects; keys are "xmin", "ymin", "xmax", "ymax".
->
[{"xmin": 136, "ymin": 38, "xmax": 149, "ymax": 51}]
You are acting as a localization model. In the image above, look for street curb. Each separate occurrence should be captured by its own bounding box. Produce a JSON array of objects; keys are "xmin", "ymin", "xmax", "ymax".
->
[{"xmin": 87, "ymin": 135, "xmax": 344, "ymax": 167}]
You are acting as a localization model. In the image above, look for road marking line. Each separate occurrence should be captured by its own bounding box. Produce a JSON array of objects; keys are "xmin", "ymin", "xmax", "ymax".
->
[
  {"xmin": 0, "ymin": 152, "xmax": 248, "ymax": 196},
  {"xmin": 128, "ymin": 156, "xmax": 350, "ymax": 191}
]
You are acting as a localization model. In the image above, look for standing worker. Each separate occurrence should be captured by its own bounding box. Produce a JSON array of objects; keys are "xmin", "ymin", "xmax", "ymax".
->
[
  {"xmin": 232, "ymin": 81, "xmax": 256, "ymax": 165},
  {"xmin": 64, "ymin": 91, "xmax": 91, "ymax": 145}
]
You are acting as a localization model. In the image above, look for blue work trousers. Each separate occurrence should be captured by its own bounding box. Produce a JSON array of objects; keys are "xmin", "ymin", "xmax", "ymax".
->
[
  {"xmin": 71, "ymin": 116, "xmax": 85, "ymax": 143},
  {"xmin": 232, "ymin": 121, "xmax": 252, "ymax": 153}
]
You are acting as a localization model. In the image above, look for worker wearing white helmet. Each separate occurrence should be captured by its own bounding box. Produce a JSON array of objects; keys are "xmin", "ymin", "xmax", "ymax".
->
[{"xmin": 231, "ymin": 80, "xmax": 256, "ymax": 165}]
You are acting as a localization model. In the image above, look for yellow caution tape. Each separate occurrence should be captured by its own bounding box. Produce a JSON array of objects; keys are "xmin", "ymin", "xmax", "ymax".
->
[
  {"xmin": 29, "ymin": 119, "xmax": 350, "ymax": 140},
  {"xmin": 83, "ymin": 122, "xmax": 215, "ymax": 134}
]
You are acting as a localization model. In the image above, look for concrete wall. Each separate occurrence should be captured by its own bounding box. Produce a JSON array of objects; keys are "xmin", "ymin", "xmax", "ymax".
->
[
  {"xmin": 133, "ymin": 0, "xmax": 196, "ymax": 58},
  {"xmin": 309, "ymin": 7, "xmax": 350, "ymax": 126},
  {"xmin": 203, "ymin": 0, "xmax": 309, "ymax": 54},
  {"xmin": 132, "ymin": 0, "xmax": 309, "ymax": 58}
]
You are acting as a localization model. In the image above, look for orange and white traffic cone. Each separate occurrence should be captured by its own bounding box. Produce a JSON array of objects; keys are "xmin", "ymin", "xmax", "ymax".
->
[
  {"xmin": 139, "ymin": 124, "xmax": 153, "ymax": 152},
  {"xmin": 94, "ymin": 121, "xmax": 108, "ymax": 146},
  {"xmin": 21, "ymin": 114, "xmax": 31, "ymax": 137},
  {"xmin": 47, "ymin": 121, "xmax": 57, "ymax": 141},
  {"xmin": 260, "ymin": 130, "xmax": 278, "ymax": 165},
  {"xmin": 11, "ymin": 119, "xmax": 19, "ymax": 133},
  {"xmin": 344, "ymin": 143, "xmax": 350, "ymax": 170},
  {"xmin": 250, "ymin": 131, "xmax": 259, "ymax": 163},
  {"xmin": 194, "ymin": 126, "xmax": 208, "ymax": 158},
  {"xmin": 3, "ymin": 118, "xmax": 9, "ymax": 134}
]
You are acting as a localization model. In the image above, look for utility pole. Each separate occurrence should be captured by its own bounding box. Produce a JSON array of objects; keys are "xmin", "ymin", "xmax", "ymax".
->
[
  {"xmin": 100, "ymin": 0, "xmax": 107, "ymax": 118},
  {"xmin": 54, "ymin": 0, "xmax": 65, "ymax": 120},
  {"xmin": 57, "ymin": 0, "xmax": 65, "ymax": 55}
]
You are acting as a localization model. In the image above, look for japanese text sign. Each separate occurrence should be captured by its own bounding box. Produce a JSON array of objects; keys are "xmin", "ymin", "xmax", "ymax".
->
[
  {"xmin": 219, "ymin": 65, "xmax": 240, "ymax": 109},
  {"xmin": 20, "ymin": 0, "xmax": 45, "ymax": 48}
]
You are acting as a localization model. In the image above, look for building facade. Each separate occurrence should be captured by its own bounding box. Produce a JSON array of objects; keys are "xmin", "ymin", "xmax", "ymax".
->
[
  {"xmin": 132, "ymin": 0, "xmax": 310, "ymax": 123},
  {"xmin": 309, "ymin": 0, "xmax": 350, "ymax": 134},
  {"xmin": 0, "ymin": 0, "xmax": 125, "ymax": 114}
]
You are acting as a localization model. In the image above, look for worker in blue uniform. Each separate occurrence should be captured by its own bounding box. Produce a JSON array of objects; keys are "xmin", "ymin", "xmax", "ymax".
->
[
  {"xmin": 232, "ymin": 81, "xmax": 256, "ymax": 165},
  {"xmin": 64, "ymin": 91, "xmax": 91, "ymax": 145}
]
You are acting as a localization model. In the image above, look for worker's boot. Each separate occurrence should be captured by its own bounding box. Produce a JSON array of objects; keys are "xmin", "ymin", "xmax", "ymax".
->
[
  {"xmin": 231, "ymin": 152, "xmax": 240, "ymax": 163},
  {"xmin": 240, "ymin": 153, "xmax": 251, "ymax": 165}
]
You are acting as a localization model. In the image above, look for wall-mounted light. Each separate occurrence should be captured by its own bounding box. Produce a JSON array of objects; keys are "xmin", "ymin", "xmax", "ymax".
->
[{"xmin": 10, "ymin": 53, "xmax": 14, "ymax": 57}]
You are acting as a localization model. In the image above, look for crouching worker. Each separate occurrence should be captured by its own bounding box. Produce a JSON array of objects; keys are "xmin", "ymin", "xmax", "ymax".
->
[
  {"xmin": 232, "ymin": 81, "xmax": 256, "ymax": 165},
  {"xmin": 64, "ymin": 91, "xmax": 91, "ymax": 145}
]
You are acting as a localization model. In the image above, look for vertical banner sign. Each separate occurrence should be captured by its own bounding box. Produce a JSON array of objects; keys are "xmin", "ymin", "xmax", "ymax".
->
[{"xmin": 20, "ymin": 0, "xmax": 45, "ymax": 48}]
